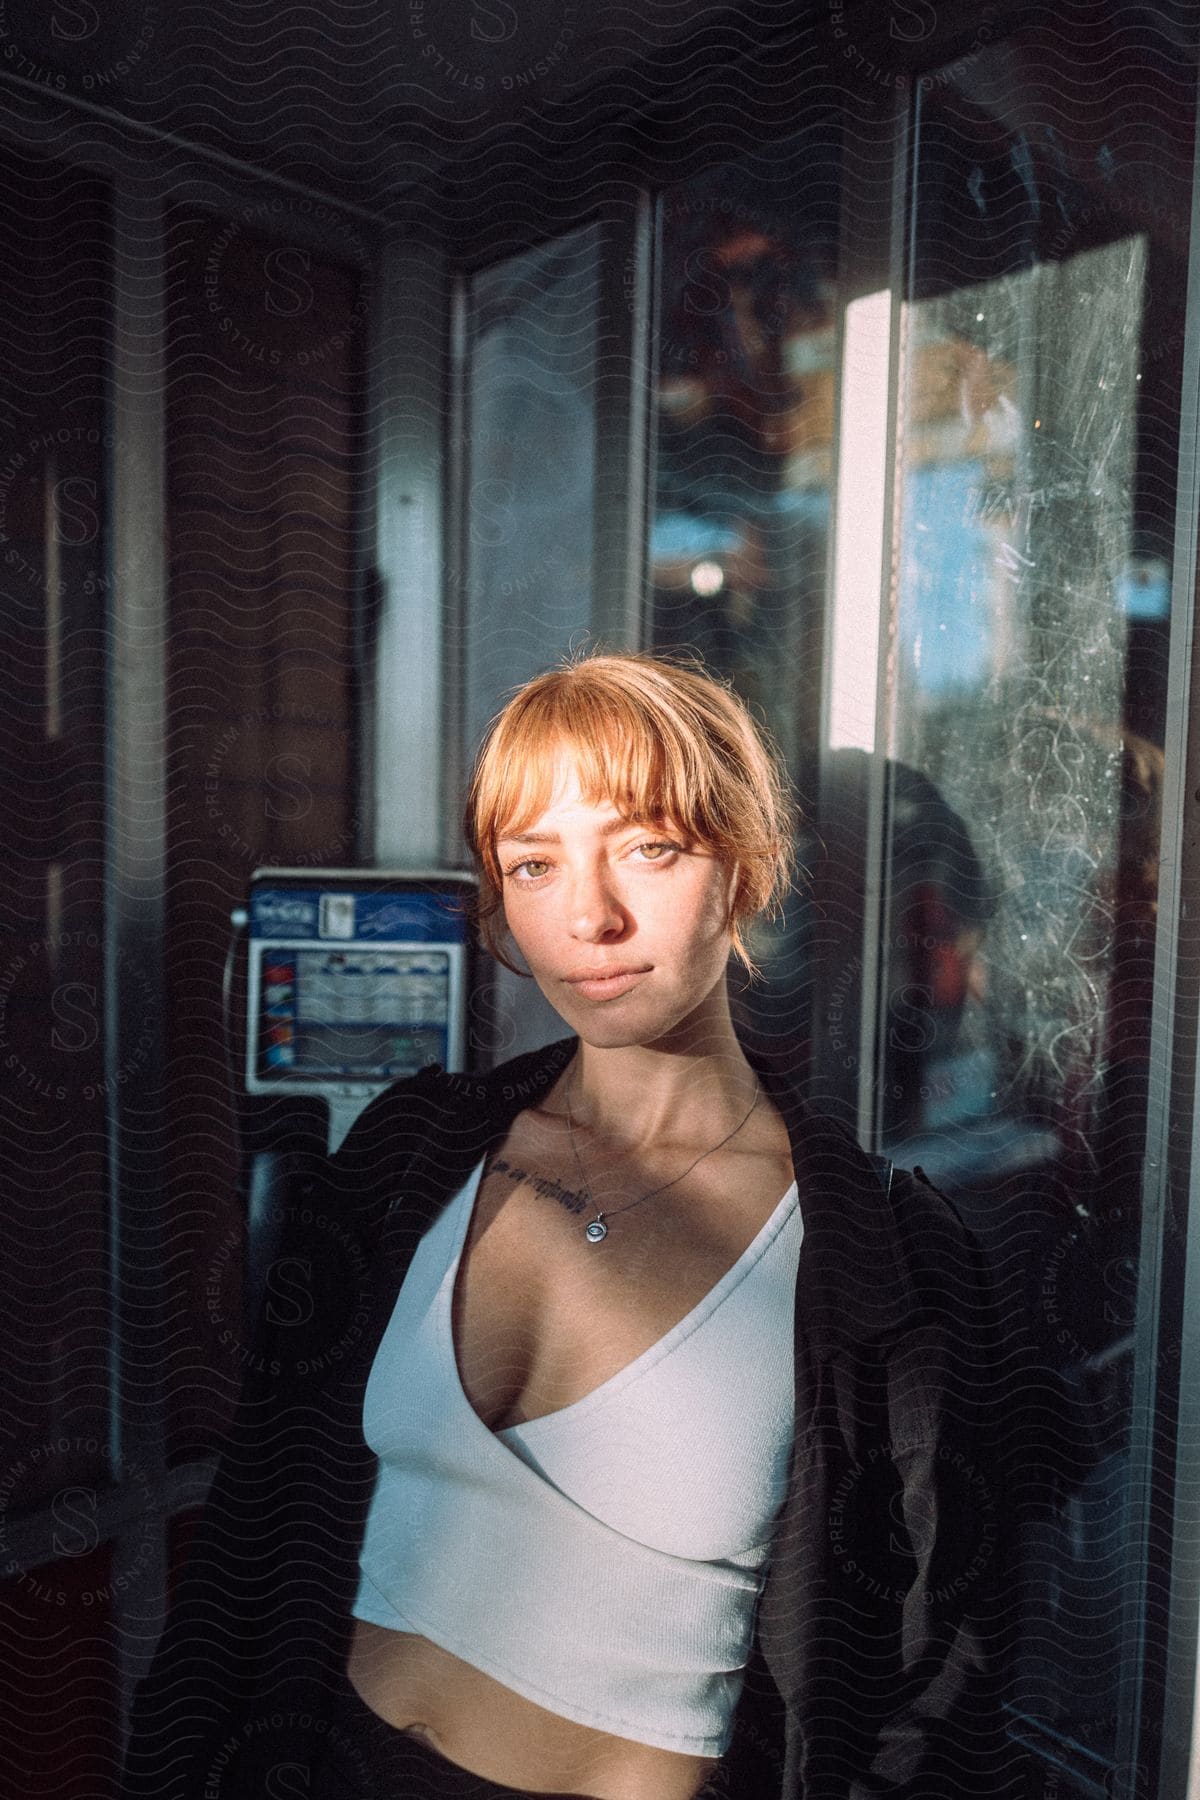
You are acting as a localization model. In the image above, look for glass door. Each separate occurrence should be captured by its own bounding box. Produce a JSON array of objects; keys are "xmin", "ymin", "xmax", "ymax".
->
[{"xmin": 824, "ymin": 15, "xmax": 1198, "ymax": 1796}]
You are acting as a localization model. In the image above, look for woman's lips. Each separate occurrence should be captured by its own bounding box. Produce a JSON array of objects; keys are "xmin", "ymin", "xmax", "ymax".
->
[{"xmin": 563, "ymin": 968, "xmax": 649, "ymax": 1001}]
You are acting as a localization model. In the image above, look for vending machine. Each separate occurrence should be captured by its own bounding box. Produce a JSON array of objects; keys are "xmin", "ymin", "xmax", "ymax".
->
[{"xmin": 229, "ymin": 866, "xmax": 478, "ymax": 1324}]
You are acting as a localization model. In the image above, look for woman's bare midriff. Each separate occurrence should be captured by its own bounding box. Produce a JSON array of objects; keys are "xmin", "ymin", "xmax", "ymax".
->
[{"xmin": 343, "ymin": 1618, "xmax": 721, "ymax": 1800}]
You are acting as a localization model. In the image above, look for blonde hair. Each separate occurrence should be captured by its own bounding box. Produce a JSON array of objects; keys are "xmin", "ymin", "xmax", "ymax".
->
[{"xmin": 463, "ymin": 650, "xmax": 796, "ymax": 975}]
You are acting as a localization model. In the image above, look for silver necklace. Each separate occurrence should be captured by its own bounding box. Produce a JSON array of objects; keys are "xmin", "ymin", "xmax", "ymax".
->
[{"xmin": 563, "ymin": 1074, "xmax": 761, "ymax": 1244}]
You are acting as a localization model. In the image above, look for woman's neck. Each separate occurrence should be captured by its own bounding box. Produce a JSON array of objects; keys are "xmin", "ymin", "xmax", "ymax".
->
[{"xmin": 561, "ymin": 1011, "xmax": 760, "ymax": 1152}]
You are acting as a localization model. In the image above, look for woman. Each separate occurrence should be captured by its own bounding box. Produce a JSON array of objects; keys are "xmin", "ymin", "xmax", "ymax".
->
[{"xmin": 122, "ymin": 652, "xmax": 1003, "ymax": 1800}]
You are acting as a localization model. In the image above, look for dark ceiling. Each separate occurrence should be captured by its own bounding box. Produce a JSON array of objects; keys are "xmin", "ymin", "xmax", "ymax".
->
[
  {"xmin": 6, "ymin": 1, "xmax": 1188, "ymax": 259},
  {"xmin": 0, "ymin": 0, "xmax": 771, "ymax": 223}
]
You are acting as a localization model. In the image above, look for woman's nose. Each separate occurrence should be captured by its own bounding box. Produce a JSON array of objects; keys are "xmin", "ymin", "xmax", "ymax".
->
[{"xmin": 568, "ymin": 866, "xmax": 625, "ymax": 940}]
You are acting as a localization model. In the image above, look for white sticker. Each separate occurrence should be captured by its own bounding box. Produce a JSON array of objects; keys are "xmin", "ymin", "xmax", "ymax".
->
[{"xmin": 319, "ymin": 893, "xmax": 356, "ymax": 939}]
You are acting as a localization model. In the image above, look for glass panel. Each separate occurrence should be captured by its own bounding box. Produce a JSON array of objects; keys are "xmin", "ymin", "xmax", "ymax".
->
[
  {"xmin": 463, "ymin": 225, "xmax": 599, "ymax": 752},
  {"xmin": 885, "ymin": 235, "xmax": 1144, "ymax": 1163},
  {"xmin": 648, "ymin": 122, "xmax": 841, "ymax": 1064},
  {"xmin": 876, "ymin": 21, "xmax": 1196, "ymax": 1795},
  {"xmin": 0, "ymin": 149, "xmax": 111, "ymax": 1500},
  {"xmin": 462, "ymin": 225, "xmax": 600, "ymax": 1059}
]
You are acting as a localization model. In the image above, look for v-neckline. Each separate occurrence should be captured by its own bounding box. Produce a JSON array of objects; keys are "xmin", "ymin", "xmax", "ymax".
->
[{"xmin": 440, "ymin": 1155, "xmax": 800, "ymax": 1438}]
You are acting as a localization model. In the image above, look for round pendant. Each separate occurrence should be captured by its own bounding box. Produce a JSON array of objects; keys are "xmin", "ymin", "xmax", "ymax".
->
[{"xmin": 585, "ymin": 1218, "xmax": 608, "ymax": 1243}]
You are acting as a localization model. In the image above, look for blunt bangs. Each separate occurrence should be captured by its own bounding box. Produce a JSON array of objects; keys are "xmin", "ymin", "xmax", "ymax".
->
[{"xmin": 463, "ymin": 651, "xmax": 796, "ymax": 976}]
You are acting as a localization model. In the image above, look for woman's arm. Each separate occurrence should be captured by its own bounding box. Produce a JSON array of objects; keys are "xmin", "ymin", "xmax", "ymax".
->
[{"xmin": 850, "ymin": 1174, "xmax": 1009, "ymax": 1799}]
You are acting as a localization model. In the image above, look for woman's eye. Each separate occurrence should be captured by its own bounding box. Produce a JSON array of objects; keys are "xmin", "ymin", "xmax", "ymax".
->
[
  {"xmin": 507, "ymin": 859, "xmax": 550, "ymax": 881},
  {"xmin": 634, "ymin": 841, "xmax": 677, "ymax": 863}
]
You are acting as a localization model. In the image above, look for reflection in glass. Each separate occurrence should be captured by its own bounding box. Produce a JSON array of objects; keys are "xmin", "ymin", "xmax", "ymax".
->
[
  {"xmin": 887, "ymin": 234, "xmax": 1144, "ymax": 1175},
  {"xmin": 879, "ymin": 31, "xmax": 1194, "ymax": 1794},
  {"xmin": 649, "ymin": 130, "xmax": 840, "ymax": 1064}
]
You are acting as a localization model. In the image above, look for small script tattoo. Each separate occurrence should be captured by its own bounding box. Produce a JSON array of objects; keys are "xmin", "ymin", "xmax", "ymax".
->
[{"xmin": 489, "ymin": 1156, "xmax": 589, "ymax": 1217}]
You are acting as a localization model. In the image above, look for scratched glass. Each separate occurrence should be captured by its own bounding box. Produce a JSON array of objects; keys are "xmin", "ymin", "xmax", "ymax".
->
[{"xmin": 880, "ymin": 27, "xmax": 1194, "ymax": 1796}]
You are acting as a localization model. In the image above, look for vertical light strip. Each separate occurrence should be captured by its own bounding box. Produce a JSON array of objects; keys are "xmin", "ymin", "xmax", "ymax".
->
[
  {"xmin": 369, "ymin": 237, "xmax": 447, "ymax": 868},
  {"xmin": 44, "ymin": 451, "xmax": 61, "ymax": 740},
  {"xmin": 828, "ymin": 288, "xmax": 893, "ymax": 752},
  {"xmin": 592, "ymin": 198, "xmax": 654, "ymax": 652},
  {"xmin": 45, "ymin": 859, "xmax": 63, "ymax": 979},
  {"xmin": 108, "ymin": 177, "xmax": 169, "ymax": 1742}
]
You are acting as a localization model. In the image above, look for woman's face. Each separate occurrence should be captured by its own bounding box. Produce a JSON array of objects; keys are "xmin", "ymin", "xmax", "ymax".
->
[{"xmin": 496, "ymin": 758, "xmax": 736, "ymax": 1049}]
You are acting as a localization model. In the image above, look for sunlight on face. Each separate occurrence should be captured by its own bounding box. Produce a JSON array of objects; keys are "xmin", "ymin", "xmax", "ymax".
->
[{"xmin": 497, "ymin": 760, "xmax": 736, "ymax": 1050}]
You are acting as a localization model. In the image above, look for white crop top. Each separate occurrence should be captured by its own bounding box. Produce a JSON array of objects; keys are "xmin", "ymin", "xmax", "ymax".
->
[{"xmin": 351, "ymin": 1156, "xmax": 803, "ymax": 1757}]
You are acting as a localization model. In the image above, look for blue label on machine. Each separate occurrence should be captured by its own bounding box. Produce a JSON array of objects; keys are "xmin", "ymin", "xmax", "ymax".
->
[{"xmin": 250, "ymin": 886, "xmax": 468, "ymax": 944}]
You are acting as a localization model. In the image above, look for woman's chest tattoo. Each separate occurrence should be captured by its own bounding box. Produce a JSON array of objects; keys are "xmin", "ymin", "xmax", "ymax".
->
[{"xmin": 489, "ymin": 1155, "xmax": 590, "ymax": 1217}]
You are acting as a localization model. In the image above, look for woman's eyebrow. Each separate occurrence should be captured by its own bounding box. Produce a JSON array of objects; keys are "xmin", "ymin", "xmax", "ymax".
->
[
  {"xmin": 498, "ymin": 817, "xmax": 651, "ymax": 847},
  {"xmin": 498, "ymin": 829, "xmax": 560, "ymax": 846}
]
